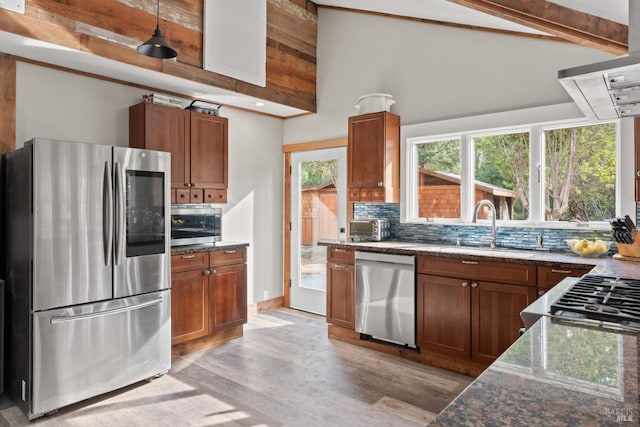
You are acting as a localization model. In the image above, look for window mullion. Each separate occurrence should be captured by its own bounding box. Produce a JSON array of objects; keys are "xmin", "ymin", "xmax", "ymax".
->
[
  {"xmin": 529, "ymin": 125, "xmax": 543, "ymax": 224},
  {"xmin": 460, "ymin": 134, "xmax": 474, "ymax": 222}
]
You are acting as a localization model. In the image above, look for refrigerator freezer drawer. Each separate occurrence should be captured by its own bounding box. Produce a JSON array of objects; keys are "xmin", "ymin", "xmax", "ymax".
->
[{"xmin": 30, "ymin": 290, "xmax": 171, "ymax": 419}]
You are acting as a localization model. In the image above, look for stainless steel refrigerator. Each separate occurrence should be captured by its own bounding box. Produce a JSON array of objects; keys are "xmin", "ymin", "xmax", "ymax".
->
[{"xmin": 3, "ymin": 138, "xmax": 171, "ymax": 419}]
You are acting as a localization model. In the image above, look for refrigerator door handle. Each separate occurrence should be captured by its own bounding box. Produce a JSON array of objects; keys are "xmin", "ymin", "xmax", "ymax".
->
[
  {"xmin": 49, "ymin": 297, "xmax": 164, "ymax": 324},
  {"xmin": 114, "ymin": 162, "xmax": 124, "ymax": 265},
  {"xmin": 103, "ymin": 161, "xmax": 113, "ymax": 266}
]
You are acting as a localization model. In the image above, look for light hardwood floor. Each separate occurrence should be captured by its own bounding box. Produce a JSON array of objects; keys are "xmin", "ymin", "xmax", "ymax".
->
[{"xmin": 0, "ymin": 309, "xmax": 472, "ymax": 426}]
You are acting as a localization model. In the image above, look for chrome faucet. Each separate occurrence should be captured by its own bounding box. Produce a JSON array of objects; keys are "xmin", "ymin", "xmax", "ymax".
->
[{"xmin": 472, "ymin": 199, "xmax": 497, "ymax": 248}]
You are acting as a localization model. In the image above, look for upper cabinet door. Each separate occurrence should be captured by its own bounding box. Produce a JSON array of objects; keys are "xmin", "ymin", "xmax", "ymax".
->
[
  {"xmin": 129, "ymin": 103, "xmax": 190, "ymax": 189},
  {"xmin": 190, "ymin": 113, "xmax": 228, "ymax": 189},
  {"xmin": 349, "ymin": 113, "xmax": 384, "ymax": 188},
  {"xmin": 348, "ymin": 112, "xmax": 400, "ymax": 202}
]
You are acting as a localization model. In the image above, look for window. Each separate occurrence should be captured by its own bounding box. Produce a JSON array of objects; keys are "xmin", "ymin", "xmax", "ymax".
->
[
  {"xmin": 415, "ymin": 138, "xmax": 461, "ymax": 219},
  {"xmin": 543, "ymin": 123, "xmax": 616, "ymax": 222},
  {"xmin": 405, "ymin": 118, "xmax": 619, "ymax": 227},
  {"xmin": 474, "ymin": 131, "xmax": 530, "ymax": 221}
]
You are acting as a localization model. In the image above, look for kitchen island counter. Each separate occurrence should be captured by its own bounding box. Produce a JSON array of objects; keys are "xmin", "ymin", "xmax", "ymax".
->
[{"xmin": 430, "ymin": 316, "xmax": 639, "ymax": 426}]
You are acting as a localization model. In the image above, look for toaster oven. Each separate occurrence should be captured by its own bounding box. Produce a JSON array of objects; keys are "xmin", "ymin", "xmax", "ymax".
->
[{"xmin": 348, "ymin": 219, "xmax": 391, "ymax": 242}]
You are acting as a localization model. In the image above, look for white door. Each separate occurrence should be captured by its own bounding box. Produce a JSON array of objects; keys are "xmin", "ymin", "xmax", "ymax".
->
[{"xmin": 291, "ymin": 148, "xmax": 346, "ymax": 315}]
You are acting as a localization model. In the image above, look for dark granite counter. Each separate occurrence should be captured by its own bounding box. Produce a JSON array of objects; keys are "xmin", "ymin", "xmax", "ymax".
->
[
  {"xmin": 319, "ymin": 240, "xmax": 640, "ymax": 279},
  {"xmin": 430, "ymin": 316, "xmax": 639, "ymax": 426},
  {"xmin": 171, "ymin": 241, "xmax": 249, "ymax": 256}
]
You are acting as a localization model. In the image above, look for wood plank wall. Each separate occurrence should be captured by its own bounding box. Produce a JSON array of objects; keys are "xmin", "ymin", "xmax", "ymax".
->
[
  {"xmin": 0, "ymin": 0, "xmax": 317, "ymax": 112},
  {"xmin": 0, "ymin": 54, "xmax": 16, "ymax": 154}
]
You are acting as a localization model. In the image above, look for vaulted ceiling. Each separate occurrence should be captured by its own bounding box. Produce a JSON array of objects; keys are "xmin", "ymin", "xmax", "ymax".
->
[
  {"xmin": 316, "ymin": 0, "xmax": 628, "ymax": 54},
  {"xmin": 0, "ymin": 0, "xmax": 631, "ymax": 118}
]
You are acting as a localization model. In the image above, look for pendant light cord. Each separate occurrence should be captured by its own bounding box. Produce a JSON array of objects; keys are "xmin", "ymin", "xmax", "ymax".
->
[{"xmin": 156, "ymin": 0, "xmax": 160, "ymax": 29}]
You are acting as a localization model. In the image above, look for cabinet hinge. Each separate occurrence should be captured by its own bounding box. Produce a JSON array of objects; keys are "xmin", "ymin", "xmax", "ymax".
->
[
  {"xmin": 289, "ymin": 279, "xmax": 292, "ymax": 288},
  {"xmin": 289, "ymin": 165, "xmax": 292, "ymax": 175},
  {"xmin": 289, "ymin": 222, "xmax": 292, "ymax": 231}
]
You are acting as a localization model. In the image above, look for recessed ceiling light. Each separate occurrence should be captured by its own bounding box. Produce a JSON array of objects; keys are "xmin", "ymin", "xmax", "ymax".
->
[{"xmin": 255, "ymin": 102, "xmax": 265, "ymax": 107}]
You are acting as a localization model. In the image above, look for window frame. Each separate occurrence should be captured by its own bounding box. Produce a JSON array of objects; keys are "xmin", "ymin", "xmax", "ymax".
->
[{"xmin": 403, "ymin": 111, "xmax": 624, "ymax": 230}]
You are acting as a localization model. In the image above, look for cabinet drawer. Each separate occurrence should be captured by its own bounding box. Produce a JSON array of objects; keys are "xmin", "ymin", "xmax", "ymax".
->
[
  {"xmin": 537, "ymin": 265, "xmax": 591, "ymax": 289},
  {"xmin": 176, "ymin": 188, "xmax": 190, "ymax": 203},
  {"xmin": 172, "ymin": 252, "xmax": 208, "ymax": 273},
  {"xmin": 210, "ymin": 247, "xmax": 247, "ymax": 267},
  {"xmin": 205, "ymin": 189, "xmax": 227, "ymax": 204},
  {"xmin": 327, "ymin": 246, "xmax": 355, "ymax": 264},
  {"xmin": 418, "ymin": 256, "xmax": 536, "ymax": 286},
  {"xmin": 189, "ymin": 188, "xmax": 204, "ymax": 203}
]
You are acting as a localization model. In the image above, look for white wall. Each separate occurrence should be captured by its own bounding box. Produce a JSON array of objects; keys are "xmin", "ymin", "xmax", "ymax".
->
[
  {"xmin": 16, "ymin": 61, "xmax": 284, "ymax": 304},
  {"xmin": 284, "ymin": 8, "xmax": 616, "ymax": 144}
]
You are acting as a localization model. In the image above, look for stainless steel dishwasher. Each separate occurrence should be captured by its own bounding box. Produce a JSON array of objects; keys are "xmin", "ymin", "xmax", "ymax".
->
[{"xmin": 355, "ymin": 251, "xmax": 416, "ymax": 348}]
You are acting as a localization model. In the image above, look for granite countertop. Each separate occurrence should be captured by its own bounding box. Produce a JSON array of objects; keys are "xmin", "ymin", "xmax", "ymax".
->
[
  {"xmin": 171, "ymin": 241, "xmax": 249, "ymax": 256},
  {"xmin": 319, "ymin": 240, "xmax": 640, "ymax": 279},
  {"xmin": 430, "ymin": 316, "xmax": 639, "ymax": 426}
]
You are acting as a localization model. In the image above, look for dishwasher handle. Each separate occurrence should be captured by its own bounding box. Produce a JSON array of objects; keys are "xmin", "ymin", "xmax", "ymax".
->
[
  {"xmin": 355, "ymin": 258, "xmax": 415, "ymax": 272},
  {"xmin": 355, "ymin": 251, "xmax": 415, "ymax": 266}
]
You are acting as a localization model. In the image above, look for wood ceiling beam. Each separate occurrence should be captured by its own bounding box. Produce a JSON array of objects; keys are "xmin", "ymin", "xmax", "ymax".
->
[{"xmin": 446, "ymin": 0, "xmax": 628, "ymax": 55}]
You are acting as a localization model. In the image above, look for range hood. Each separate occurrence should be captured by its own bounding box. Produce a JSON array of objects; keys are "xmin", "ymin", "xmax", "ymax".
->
[{"xmin": 558, "ymin": 2, "xmax": 639, "ymax": 120}]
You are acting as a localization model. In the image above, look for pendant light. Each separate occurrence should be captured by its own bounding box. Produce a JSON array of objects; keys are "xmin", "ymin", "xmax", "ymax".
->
[{"xmin": 137, "ymin": 0, "xmax": 177, "ymax": 59}]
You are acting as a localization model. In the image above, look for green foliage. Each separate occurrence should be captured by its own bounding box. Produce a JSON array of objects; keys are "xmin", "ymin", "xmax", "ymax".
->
[
  {"xmin": 417, "ymin": 139, "xmax": 461, "ymax": 174},
  {"xmin": 545, "ymin": 123, "xmax": 616, "ymax": 221},
  {"xmin": 301, "ymin": 159, "xmax": 337, "ymax": 189},
  {"xmin": 475, "ymin": 133, "xmax": 530, "ymax": 220}
]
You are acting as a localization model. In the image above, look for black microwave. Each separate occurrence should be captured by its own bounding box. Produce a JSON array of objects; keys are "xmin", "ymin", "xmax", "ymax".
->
[{"xmin": 171, "ymin": 204, "xmax": 222, "ymax": 246}]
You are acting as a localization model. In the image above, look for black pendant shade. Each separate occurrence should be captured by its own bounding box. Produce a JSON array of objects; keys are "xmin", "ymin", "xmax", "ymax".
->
[{"xmin": 137, "ymin": 1, "xmax": 177, "ymax": 59}]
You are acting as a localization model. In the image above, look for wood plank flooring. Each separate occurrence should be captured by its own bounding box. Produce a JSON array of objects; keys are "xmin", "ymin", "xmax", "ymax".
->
[{"xmin": 0, "ymin": 309, "xmax": 472, "ymax": 426}]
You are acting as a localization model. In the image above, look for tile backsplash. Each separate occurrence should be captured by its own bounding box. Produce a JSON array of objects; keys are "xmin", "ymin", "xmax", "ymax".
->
[{"xmin": 354, "ymin": 203, "xmax": 618, "ymax": 253}]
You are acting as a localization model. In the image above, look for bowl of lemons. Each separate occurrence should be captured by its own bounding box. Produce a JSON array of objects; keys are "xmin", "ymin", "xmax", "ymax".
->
[{"xmin": 566, "ymin": 239, "xmax": 611, "ymax": 257}]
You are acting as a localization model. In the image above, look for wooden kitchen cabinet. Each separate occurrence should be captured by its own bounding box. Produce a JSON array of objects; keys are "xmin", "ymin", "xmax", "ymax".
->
[
  {"xmin": 129, "ymin": 102, "xmax": 189, "ymax": 189},
  {"xmin": 418, "ymin": 256, "xmax": 536, "ymax": 364},
  {"xmin": 536, "ymin": 265, "xmax": 591, "ymax": 296},
  {"xmin": 326, "ymin": 247, "xmax": 356, "ymax": 329},
  {"xmin": 129, "ymin": 102, "xmax": 228, "ymax": 203},
  {"xmin": 171, "ymin": 253, "xmax": 210, "ymax": 345},
  {"xmin": 417, "ymin": 274, "xmax": 470, "ymax": 359},
  {"xmin": 348, "ymin": 111, "xmax": 400, "ymax": 203},
  {"xmin": 209, "ymin": 248, "xmax": 247, "ymax": 332},
  {"xmin": 170, "ymin": 247, "xmax": 247, "ymax": 347},
  {"xmin": 471, "ymin": 281, "xmax": 536, "ymax": 364}
]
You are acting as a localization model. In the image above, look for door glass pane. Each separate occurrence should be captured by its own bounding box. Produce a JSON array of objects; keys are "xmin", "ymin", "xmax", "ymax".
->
[
  {"xmin": 299, "ymin": 159, "xmax": 337, "ymax": 291},
  {"xmin": 126, "ymin": 170, "xmax": 166, "ymax": 257}
]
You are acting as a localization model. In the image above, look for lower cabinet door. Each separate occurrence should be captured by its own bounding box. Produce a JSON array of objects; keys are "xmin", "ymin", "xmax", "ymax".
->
[
  {"xmin": 418, "ymin": 274, "xmax": 470, "ymax": 359},
  {"xmin": 326, "ymin": 262, "xmax": 355, "ymax": 329},
  {"xmin": 471, "ymin": 281, "xmax": 536, "ymax": 364},
  {"xmin": 171, "ymin": 269, "xmax": 209, "ymax": 345},
  {"xmin": 210, "ymin": 264, "xmax": 247, "ymax": 332}
]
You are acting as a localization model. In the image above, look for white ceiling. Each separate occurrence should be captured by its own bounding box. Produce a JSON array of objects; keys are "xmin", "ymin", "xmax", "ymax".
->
[
  {"xmin": 314, "ymin": 0, "xmax": 629, "ymax": 32},
  {"xmin": 0, "ymin": 1, "xmax": 630, "ymax": 118}
]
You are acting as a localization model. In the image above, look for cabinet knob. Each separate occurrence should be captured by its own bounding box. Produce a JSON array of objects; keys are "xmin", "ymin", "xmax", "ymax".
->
[
  {"xmin": 184, "ymin": 183, "xmax": 190, "ymax": 187},
  {"xmin": 538, "ymin": 290, "xmax": 546, "ymax": 296},
  {"xmin": 637, "ymin": 171, "xmax": 640, "ymax": 177},
  {"xmin": 471, "ymin": 282, "xmax": 478, "ymax": 288},
  {"xmin": 203, "ymin": 270, "xmax": 211, "ymax": 276},
  {"xmin": 462, "ymin": 282, "xmax": 469, "ymax": 288},
  {"xmin": 377, "ymin": 181, "xmax": 383, "ymax": 187}
]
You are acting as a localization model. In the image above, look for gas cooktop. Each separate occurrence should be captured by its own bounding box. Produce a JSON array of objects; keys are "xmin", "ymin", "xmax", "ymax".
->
[{"xmin": 549, "ymin": 275, "xmax": 640, "ymax": 332}]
